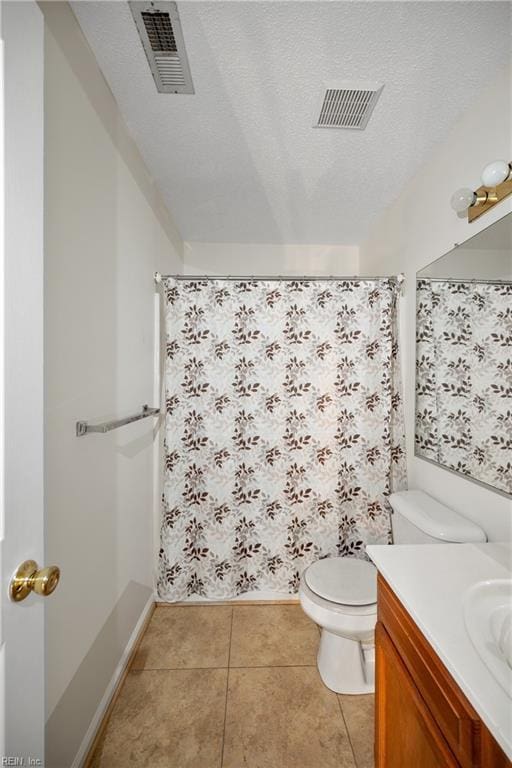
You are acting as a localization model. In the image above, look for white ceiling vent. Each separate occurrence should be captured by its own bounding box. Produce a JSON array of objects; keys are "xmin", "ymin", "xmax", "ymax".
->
[
  {"xmin": 314, "ymin": 82, "xmax": 383, "ymax": 130},
  {"xmin": 130, "ymin": 1, "xmax": 194, "ymax": 94}
]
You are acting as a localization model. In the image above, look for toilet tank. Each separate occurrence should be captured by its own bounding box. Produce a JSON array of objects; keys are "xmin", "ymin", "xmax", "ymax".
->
[{"xmin": 389, "ymin": 490, "xmax": 487, "ymax": 544}]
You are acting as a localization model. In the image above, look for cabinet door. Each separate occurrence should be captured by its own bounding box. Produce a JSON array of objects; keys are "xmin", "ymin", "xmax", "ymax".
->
[{"xmin": 375, "ymin": 622, "xmax": 459, "ymax": 768}]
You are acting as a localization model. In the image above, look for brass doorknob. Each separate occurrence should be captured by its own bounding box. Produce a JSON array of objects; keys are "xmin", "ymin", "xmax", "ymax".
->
[{"xmin": 9, "ymin": 560, "xmax": 60, "ymax": 603}]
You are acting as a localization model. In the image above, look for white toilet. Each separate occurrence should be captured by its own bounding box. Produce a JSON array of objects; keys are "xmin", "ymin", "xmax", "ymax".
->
[{"xmin": 299, "ymin": 490, "xmax": 487, "ymax": 694}]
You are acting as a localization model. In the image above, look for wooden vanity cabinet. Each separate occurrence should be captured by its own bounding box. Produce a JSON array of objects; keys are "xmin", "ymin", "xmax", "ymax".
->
[{"xmin": 375, "ymin": 575, "xmax": 511, "ymax": 768}]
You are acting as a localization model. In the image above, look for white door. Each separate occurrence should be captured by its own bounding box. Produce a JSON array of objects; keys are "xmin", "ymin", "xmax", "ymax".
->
[{"xmin": 0, "ymin": 1, "xmax": 46, "ymax": 764}]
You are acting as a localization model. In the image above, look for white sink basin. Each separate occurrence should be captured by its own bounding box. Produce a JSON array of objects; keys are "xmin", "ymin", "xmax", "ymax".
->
[{"xmin": 464, "ymin": 579, "xmax": 512, "ymax": 699}]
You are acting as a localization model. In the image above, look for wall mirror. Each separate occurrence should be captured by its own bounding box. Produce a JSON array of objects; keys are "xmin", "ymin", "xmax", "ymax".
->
[{"xmin": 415, "ymin": 212, "xmax": 511, "ymax": 496}]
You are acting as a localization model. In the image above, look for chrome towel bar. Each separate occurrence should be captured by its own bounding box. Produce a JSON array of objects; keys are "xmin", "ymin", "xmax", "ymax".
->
[{"xmin": 76, "ymin": 404, "xmax": 160, "ymax": 437}]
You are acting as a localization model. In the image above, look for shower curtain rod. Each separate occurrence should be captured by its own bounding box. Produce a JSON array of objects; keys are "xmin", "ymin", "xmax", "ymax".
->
[
  {"xmin": 417, "ymin": 276, "xmax": 512, "ymax": 285},
  {"xmin": 154, "ymin": 272, "xmax": 405, "ymax": 284}
]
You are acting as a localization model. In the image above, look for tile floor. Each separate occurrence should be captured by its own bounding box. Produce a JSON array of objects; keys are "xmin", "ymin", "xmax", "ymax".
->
[{"xmin": 88, "ymin": 603, "xmax": 374, "ymax": 768}]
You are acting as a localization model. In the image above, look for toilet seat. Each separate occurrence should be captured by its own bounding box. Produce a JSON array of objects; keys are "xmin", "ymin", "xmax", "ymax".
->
[
  {"xmin": 304, "ymin": 557, "xmax": 377, "ymax": 607},
  {"xmin": 300, "ymin": 574, "xmax": 377, "ymax": 618}
]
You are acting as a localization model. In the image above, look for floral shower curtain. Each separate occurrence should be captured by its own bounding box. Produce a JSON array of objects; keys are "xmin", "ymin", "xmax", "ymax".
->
[
  {"xmin": 158, "ymin": 278, "xmax": 406, "ymax": 601},
  {"xmin": 416, "ymin": 279, "xmax": 512, "ymax": 495}
]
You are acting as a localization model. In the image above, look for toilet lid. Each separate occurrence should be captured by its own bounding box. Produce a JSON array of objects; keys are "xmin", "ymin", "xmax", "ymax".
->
[{"xmin": 304, "ymin": 557, "xmax": 377, "ymax": 606}]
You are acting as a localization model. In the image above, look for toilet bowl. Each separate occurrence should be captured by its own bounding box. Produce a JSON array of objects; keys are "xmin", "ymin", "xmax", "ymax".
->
[
  {"xmin": 299, "ymin": 490, "xmax": 487, "ymax": 695},
  {"xmin": 299, "ymin": 557, "xmax": 377, "ymax": 694}
]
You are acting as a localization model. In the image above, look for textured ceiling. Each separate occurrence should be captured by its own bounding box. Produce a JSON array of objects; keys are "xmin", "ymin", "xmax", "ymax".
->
[{"xmin": 71, "ymin": 1, "xmax": 511, "ymax": 245}]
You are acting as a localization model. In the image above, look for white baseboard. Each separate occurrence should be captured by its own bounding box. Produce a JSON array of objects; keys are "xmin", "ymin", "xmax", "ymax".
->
[
  {"xmin": 71, "ymin": 594, "xmax": 155, "ymax": 768},
  {"xmin": 159, "ymin": 589, "xmax": 299, "ymax": 604}
]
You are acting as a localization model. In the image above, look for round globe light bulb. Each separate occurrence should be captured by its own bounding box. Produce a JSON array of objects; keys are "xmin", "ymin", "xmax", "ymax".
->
[
  {"xmin": 450, "ymin": 187, "xmax": 475, "ymax": 213},
  {"xmin": 481, "ymin": 160, "xmax": 510, "ymax": 188}
]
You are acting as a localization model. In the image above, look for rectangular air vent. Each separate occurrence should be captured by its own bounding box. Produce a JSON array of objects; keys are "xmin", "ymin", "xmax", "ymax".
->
[
  {"xmin": 314, "ymin": 82, "xmax": 383, "ymax": 130},
  {"xmin": 130, "ymin": 1, "xmax": 194, "ymax": 94}
]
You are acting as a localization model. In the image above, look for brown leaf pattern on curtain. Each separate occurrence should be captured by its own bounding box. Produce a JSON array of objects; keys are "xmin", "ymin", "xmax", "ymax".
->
[
  {"xmin": 416, "ymin": 279, "xmax": 512, "ymax": 495},
  {"xmin": 158, "ymin": 278, "xmax": 406, "ymax": 600}
]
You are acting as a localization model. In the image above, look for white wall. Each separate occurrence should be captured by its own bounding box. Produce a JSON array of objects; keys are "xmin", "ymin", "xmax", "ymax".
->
[
  {"xmin": 41, "ymin": 3, "xmax": 183, "ymax": 766},
  {"xmin": 360, "ymin": 63, "xmax": 512, "ymax": 541},
  {"xmin": 184, "ymin": 241, "xmax": 359, "ymax": 276}
]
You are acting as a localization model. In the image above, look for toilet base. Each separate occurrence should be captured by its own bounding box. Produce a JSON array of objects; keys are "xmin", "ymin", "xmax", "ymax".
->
[{"xmin": 317, "ymin": 629, "xmax": 375, "ymax": 695}]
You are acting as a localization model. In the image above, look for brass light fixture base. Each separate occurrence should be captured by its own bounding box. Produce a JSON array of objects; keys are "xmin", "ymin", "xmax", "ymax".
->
[
  {"xmin": 9, "ymin": 559, "xmax": 60, "ymax": 602},
  {"xmin": 469, "ymin": 175, "xmax": 512, "ymax": 222}
]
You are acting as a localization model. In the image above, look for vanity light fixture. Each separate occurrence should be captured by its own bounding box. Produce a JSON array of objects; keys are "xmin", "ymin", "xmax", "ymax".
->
[{"xmin": 450, "ymin": 160, "xmax": 512, "ymax": 222}]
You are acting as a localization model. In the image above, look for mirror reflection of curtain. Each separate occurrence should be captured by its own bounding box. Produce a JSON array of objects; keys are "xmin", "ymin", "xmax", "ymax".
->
[
  {"xmin": 416, "ymin": 279, "xmax": 512, "ymax": 495},
  {"xmin": 158, "ymin": 278, "xmax": 406, "ymax": 601}
]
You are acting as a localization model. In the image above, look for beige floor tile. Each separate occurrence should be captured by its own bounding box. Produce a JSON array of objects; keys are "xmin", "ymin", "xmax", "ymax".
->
[
  {"xmin": 89, "ymin": 668, "xmax": 227, "ymax": 768},
  {"xmin": 222, "ymin": 666, "xmax": 356, "ymax": 768},
  {"xmin": 229, "ymin": 604, "xmax": 318, "ymax": 667},
  {"xmin": 338, "ymin": 693, "xmax": 375, "ymax": 768},
  {"xmin": 132, "ymin": 605, "xmax": 232, "ymax": 669}
]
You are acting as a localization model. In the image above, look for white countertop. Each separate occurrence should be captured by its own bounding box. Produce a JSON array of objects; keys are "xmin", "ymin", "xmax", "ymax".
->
[{"xmin": 366, "ymin": 542, "xmax": 512, "ymax": 759}]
